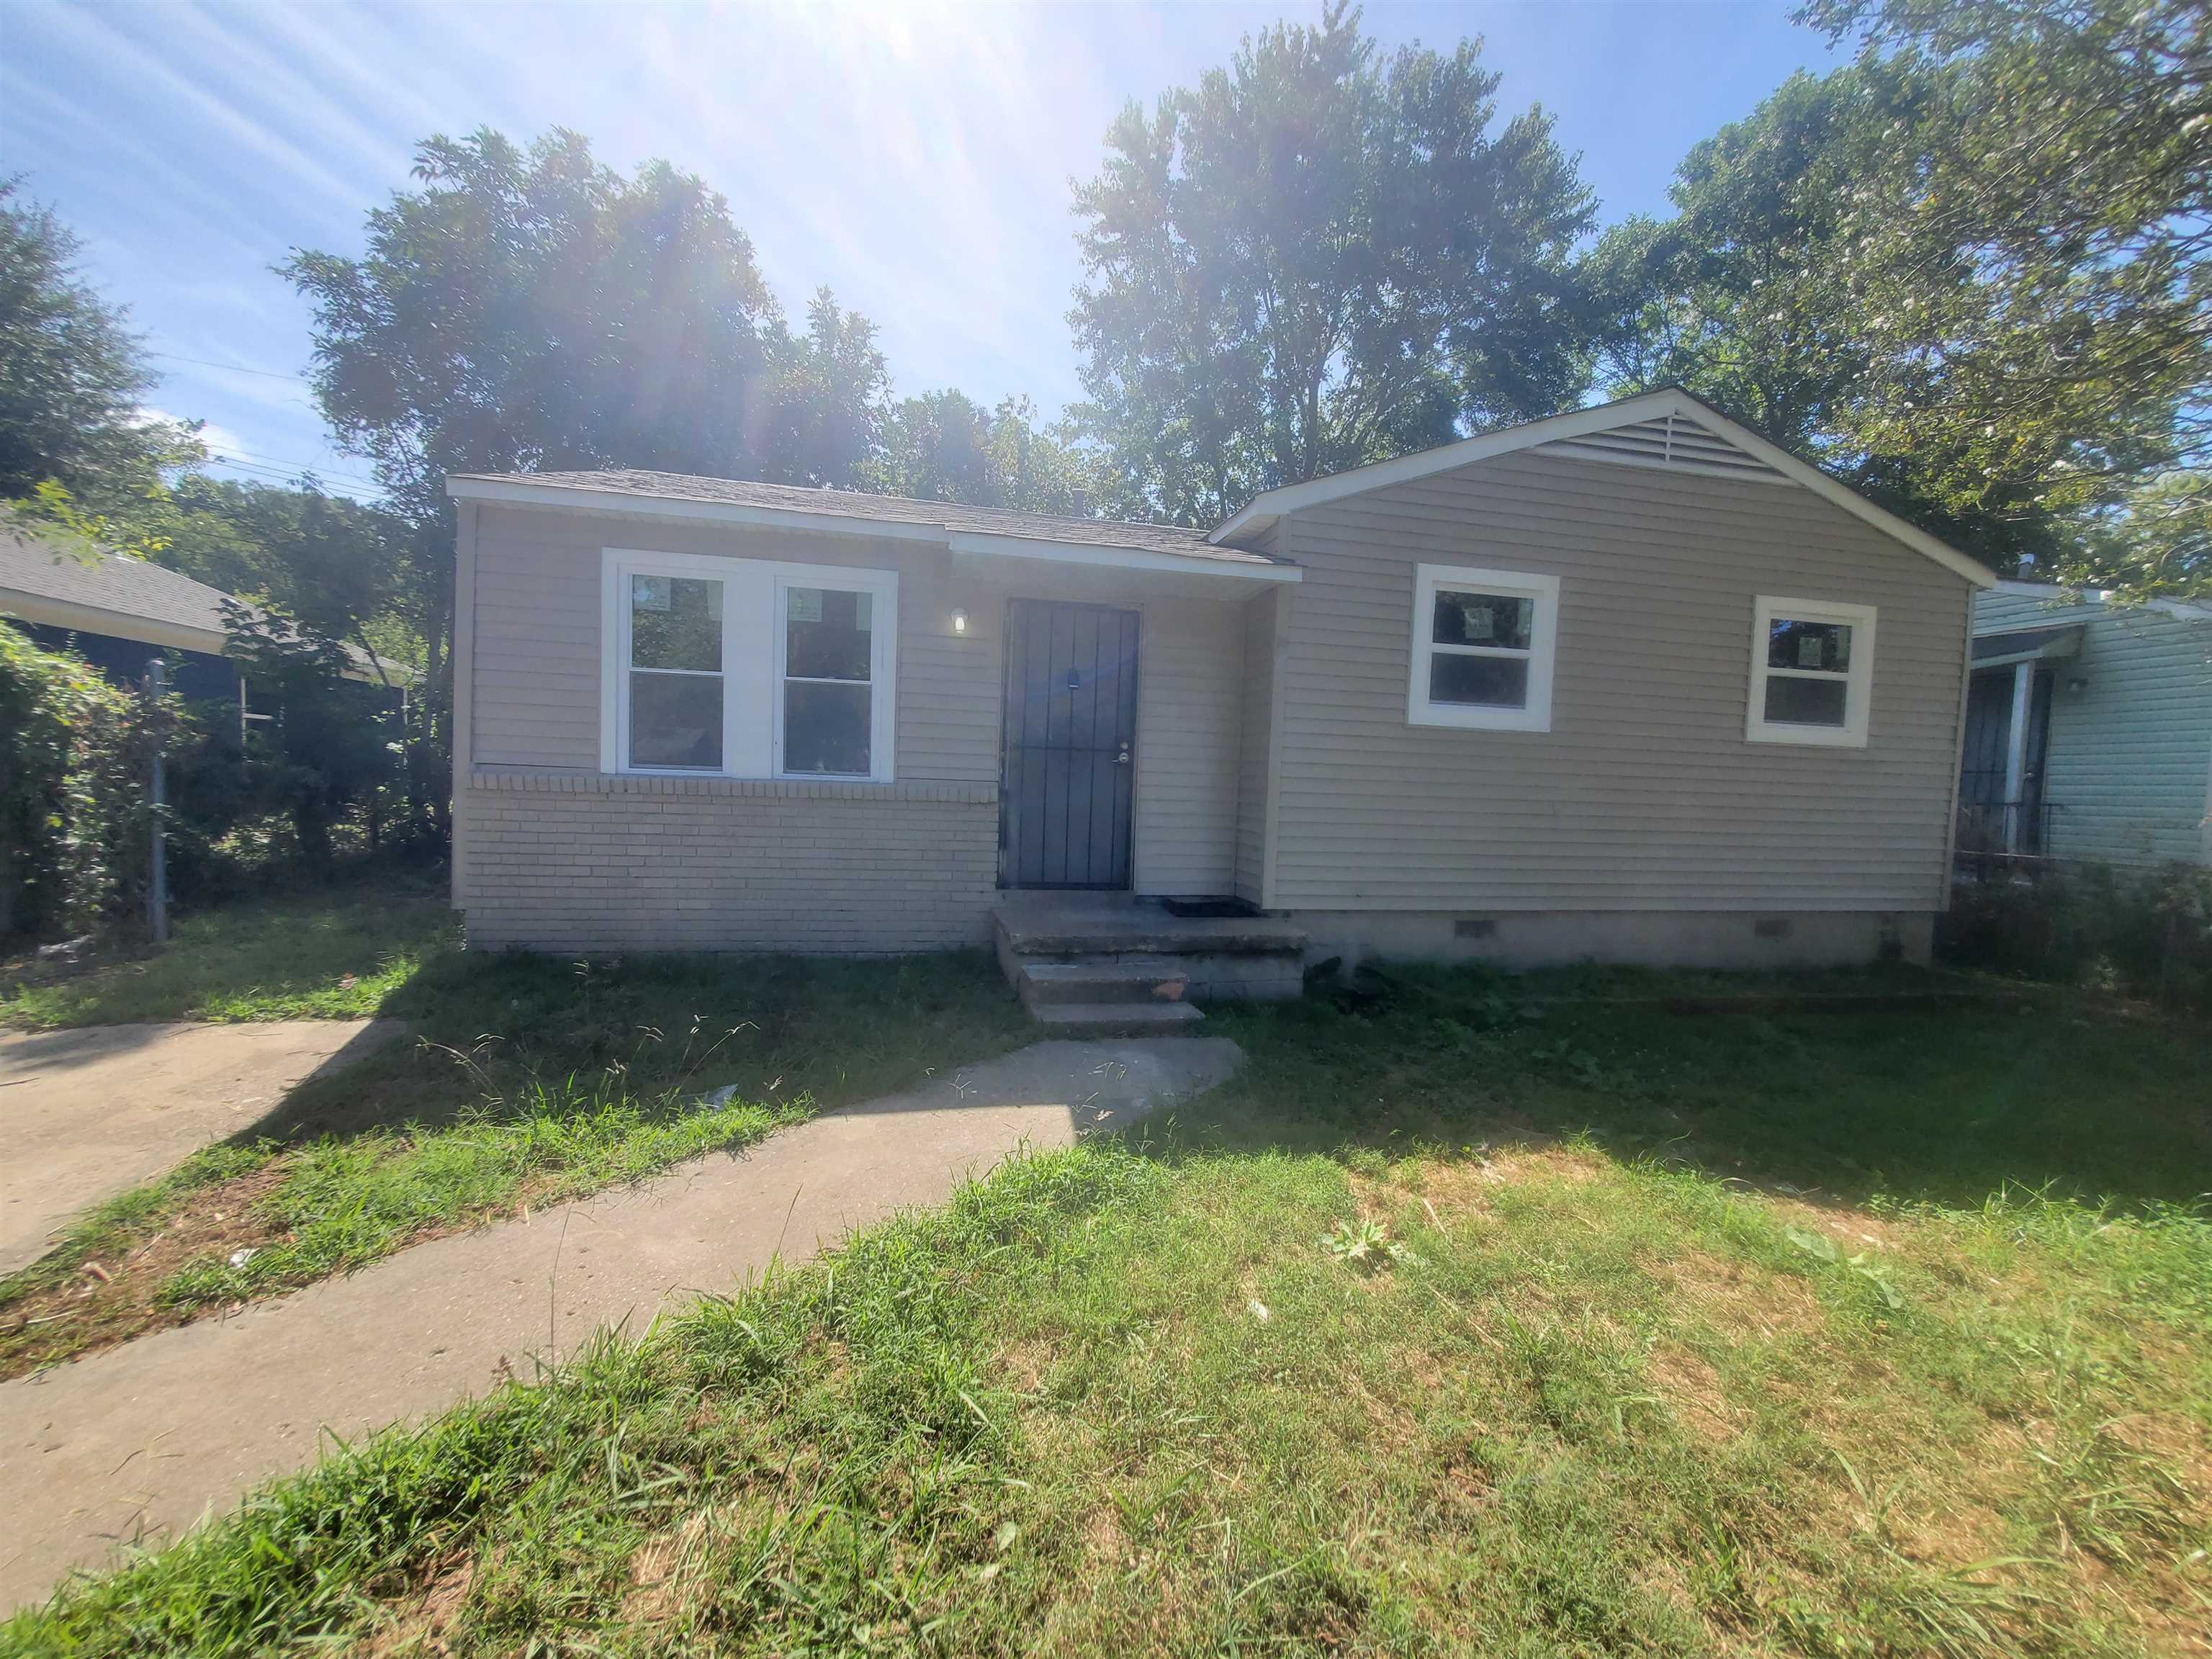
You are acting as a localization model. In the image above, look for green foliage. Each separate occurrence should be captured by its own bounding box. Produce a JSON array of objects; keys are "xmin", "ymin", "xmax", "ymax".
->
[
  {"xmin": 868, "ymin": 390, "xmax": 1119, "ymax": 516},
  {"xmin": 0, "ymin": 180, "xmax": 201, "ymax": 508},
  {"xmin": 1939, "ymin": 862, "xmax": 2212, "ymax": 1009},
  {"xmin": 0, "ymin": 622, "xmax": 154, "ymax": 938},
  {"xmin": 1594, "ymin": 0, "xmax": 2211, "ymax": 587},
  {"xmin": 215, "ymin": 608, "xmax": 404, "ymax": 868},
  {"xmin": 1069, "ymin": 2, "xmax": 1596, "ymax": 524},
  {"xmin": 284, "ymin": 127, "xmax": 889, "ymax": 527}
]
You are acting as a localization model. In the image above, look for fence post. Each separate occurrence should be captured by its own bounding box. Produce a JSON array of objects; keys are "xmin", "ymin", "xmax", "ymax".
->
[{"xmin": 145, "ymin": 657, "xmax": 168, "ymax": 945}]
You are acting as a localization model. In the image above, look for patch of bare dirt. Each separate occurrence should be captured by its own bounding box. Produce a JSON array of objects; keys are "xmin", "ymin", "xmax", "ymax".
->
[
  {"xmin": 1647, "ymin": 1249, "xmax": 1827, "ymax": 1341},
  {"xmin": 361, "ymin": 1553, "xmax": 475, "ymax": 1658},
  {"xmin": 0, "ymin": 1160, "xmax": 294, "ymax": 1379},
  {"xmin": 1647, "ymin": 1342, "xmax": 1742, "ymax": 1442}
]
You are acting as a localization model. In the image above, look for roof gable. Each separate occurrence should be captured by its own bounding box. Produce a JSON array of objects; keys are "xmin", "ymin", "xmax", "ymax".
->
[{"xmin": 1209, "ymin": 390, "xmax": 1995, "ymax": 590}]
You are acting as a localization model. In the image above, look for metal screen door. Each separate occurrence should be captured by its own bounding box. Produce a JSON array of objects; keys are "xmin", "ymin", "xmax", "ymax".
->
[{"xmin": 998, "ymin": 601, "xmax": 1139, "ymax": 889}]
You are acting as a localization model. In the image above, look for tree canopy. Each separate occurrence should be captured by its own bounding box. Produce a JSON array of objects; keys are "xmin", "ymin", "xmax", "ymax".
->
[
  {"xmin": 0, "ymin": 180, "xmax": 199, "ymax": 516},
  {"xmin": 868, "ymin": 392, "xmax": 1114, "ymax": 517},
  {"xmin": 1591, "ymin": 0, "xmax": 2211, "ymax": 590},
  {"xmin": 1069, "ymin": 2, "xmax": 1596, "ymax": 525},
  {"xmin": 285, "ymin": 128, "xmax": 889, "ymax": 527}
]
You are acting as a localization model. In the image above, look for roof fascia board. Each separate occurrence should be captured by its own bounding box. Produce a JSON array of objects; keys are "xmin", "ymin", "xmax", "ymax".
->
[
  {"xmin": 446, "ymin": 475, "xmax": 948, "ymax": 544},
  {"xmin": 448, "ymin": 475, "xmax": 1296, "ymax": 582},
  {"xmin": 945, "ymin": 530, "xmax": 1300, "ymax": 583},
  {"xmin": 1210, "ymin": 389, "xmax": 1997, "ymax": 591},
  {"xmin": 1, "ymin": 590, "xmax": 226, "ymax": 657}
]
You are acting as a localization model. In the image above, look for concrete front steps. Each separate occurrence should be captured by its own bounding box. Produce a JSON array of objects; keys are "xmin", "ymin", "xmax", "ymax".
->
[{"xmin": 993, "ymin": 896, "xmax": 1308, "ymax": 1033}]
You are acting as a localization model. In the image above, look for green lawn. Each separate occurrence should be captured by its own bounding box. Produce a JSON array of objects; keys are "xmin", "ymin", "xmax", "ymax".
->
[
  {"xmin": 6, "ymin": 958, "xmax": 2208, "ymax": 1656},
  {"xmin": 0, "ymin": 881, "xmax": 1035, "ymax": 1375},
  {"xmin": 0, "ymin": 871, "xmax": 456, "ymax": 1028}
]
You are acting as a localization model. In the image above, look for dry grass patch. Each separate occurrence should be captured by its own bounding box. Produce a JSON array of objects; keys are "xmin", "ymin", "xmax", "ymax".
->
[{"xmin": 0, "ymin": 1159, "xmax": 289, "ymax": 1376}]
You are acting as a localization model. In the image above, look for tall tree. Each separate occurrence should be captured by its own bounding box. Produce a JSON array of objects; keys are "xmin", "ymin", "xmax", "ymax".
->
[
  {"xmin": 284, "ymin": 127, "xmax": 893, "ymax": 831},
  {"xmin": 870, "ymin": 391, "xmax": 1115, "ymax": 516},
  {"xmin": 1069, "ymin": 3, "xmax": 1596, "ymax": 525},
  {"xmin": 0, "ymin": 181, "xmax": 198, "ymax": 518}
]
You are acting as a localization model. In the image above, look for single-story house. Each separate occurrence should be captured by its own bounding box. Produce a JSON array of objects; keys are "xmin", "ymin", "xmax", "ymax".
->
[
  {"xmin": 446, "ymin": 388, "xmax": 1997, "ymax": 997},
  {"xmin": 1959, "ymin": 581, "xmax": 2212, "ymax": 867},
  {"xmin": 1, "ymin": 519, "xmax": 409, "ymax": 711}
]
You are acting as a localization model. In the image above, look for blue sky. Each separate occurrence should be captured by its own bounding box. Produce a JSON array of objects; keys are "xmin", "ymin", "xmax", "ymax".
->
[{"xmin": 3, "ymin": 1, "xmax": 1848, "ymax": 501}]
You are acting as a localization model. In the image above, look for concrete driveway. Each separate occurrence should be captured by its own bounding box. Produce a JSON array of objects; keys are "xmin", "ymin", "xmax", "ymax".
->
[{"xmin": 0, "ymin": 1020, "xmax": 401, "ymax": 1277}]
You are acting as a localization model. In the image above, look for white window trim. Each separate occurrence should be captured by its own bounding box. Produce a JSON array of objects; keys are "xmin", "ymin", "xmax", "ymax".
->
[
  {"xmin": 1746, "ymin": 594, "xmax": 1875, "ymax": 749},
  {"xmin": 598, "ymin": 547, "xmax": 898, "ymax": 782},
  {"xmin": 1406, "ymin": 563, "xmax": 1560, "ymax": 732}
]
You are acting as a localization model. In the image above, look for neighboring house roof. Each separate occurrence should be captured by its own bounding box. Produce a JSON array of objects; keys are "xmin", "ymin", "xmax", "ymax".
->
[
  {"xmin": 1982, "ymin": 579, "xmax": 2212, "ymax": 627},
  {"xmin": 1207, "ymin": 388, "xmax": 1999, "ymax": 590},
  {"xmin": 446, "ymin": 469, "xmax": 1300, "ymax": 583},
  {"xmin": 0, "ymin": 520, "xmax": 411, "ymax": 685}
]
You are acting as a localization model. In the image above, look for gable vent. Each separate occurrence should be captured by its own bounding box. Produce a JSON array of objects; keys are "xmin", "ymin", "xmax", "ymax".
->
[{"xmin": 1536, "ymin": 413, "xmax": 1787, "ymax": 485}]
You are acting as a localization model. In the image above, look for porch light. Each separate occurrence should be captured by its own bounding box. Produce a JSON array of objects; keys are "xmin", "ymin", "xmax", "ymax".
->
[{"xmin": 951, "ymin": 607, "xmax": 969, "ymax": 636}]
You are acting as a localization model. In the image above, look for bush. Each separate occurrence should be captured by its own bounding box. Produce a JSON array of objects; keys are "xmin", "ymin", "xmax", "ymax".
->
[
  {"xmin": 0, "ymin": 624, "xmax": 163, "ymax": 939},
  {"xmin": 1940, "ymin": 861, "xmax": 2212, "ymax": 1010}
]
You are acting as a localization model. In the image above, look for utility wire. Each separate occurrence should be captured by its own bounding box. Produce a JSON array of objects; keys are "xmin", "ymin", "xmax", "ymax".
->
[{"xmin": 148, "ymin": 351, "xmax": 313, "ymax": 384}]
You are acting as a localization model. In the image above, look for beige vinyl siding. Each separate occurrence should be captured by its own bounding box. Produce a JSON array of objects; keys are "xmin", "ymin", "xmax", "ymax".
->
[
  {"xmin": 1132, "ymin": 597, "xmax": 1246, "ymax": 895},
  {"xmin": 1975, "ymin": 589, "xmax": 2212, "ymax": 866},
  {"xmin": 1234, "ymin": 582, "xmax": 1281, "ymax": 906},
  {"xmin": 1269, "ymin": 449, "xmax": 1972, "ymax": 912},
  {"xmin": 462, "ymin": 503, "xmax": 1252, "ymax": 948},
  {"xmin": 468, "ymin": 505, "xmax": 995, "ymax": 781}
]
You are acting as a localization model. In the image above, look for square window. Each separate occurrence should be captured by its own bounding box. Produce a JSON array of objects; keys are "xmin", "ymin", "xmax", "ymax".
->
[
  {"xmin": 1408, "ymin": 565, "xmax": 1559, "ymax": 732},
  {"xmin": 1748, "ymin": 597, "xmax": 1875, "ymax": 747}
]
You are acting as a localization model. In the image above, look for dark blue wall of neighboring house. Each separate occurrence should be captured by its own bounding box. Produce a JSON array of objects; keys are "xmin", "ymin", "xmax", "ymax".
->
[{"xmin": 10, "ymin": 619, "xmax": 240, "ymax": 703}]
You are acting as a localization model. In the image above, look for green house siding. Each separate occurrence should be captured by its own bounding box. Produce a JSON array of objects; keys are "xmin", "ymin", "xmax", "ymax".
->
[{"xmin": 1974, "ymin": 588, "xmax": 2212, "ymax": 866}]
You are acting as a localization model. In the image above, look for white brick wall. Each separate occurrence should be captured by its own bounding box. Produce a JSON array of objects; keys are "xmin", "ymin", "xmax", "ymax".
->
[{"xmin": 458, "ymin": 770, "xmax": 999, "ymax": 953}]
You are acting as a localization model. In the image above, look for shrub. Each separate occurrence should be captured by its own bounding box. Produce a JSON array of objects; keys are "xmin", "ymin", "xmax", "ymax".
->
[
  {"xmin": 0, "ymin": 623, "xmax": 156, "ymax": 938},
  {"xmin": 1939, "ymin": 860, "xmax": 2212, "ymax": 1010}
]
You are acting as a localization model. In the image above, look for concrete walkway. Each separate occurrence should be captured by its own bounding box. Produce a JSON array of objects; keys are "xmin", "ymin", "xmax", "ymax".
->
[
  {"xmin": 0, "ymin": 1020, "xmax": 401, "ymax": 1277},
  {"xmin": 0, "ymin": 1037, "xmax": 1239, "ymax": 1611}
]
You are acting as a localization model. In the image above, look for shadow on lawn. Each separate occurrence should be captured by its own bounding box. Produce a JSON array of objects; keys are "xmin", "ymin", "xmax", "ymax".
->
[
  {"xmin": 1187, "ymin": 964, "xmax": 2212, "ymax": 1215},
  {"xmin": 233, "ymin": 944, "xmax": 1035, "ymax": 1147}
]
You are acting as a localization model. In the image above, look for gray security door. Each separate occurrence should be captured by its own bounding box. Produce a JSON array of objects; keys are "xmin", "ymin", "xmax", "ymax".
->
[{"xmin": 999, "ymin": 601, "xmax": 1139, "ymax": 889}]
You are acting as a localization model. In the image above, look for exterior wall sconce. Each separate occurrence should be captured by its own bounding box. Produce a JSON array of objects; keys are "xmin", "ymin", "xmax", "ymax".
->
[
  {"xmin": 2066, "ymin": 674, "xmax": 2090, "ymax": 695},
  {"xmin": 950, "ymin": 607, "xmax": 969, "ymax": 636}
]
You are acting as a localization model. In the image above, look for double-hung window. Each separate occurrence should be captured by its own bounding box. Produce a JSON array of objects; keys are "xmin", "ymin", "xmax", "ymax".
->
[
  {"xmin": 1406, "ymin": 563, "xmax": 1560, "ymax": 732},
  {"xmin": 603, "ymin": 549, "xmax": 897, "ymax": 781},
  {"xmin": 777, "ymin": 581, "xmax": 876, "ymax": 777},
  {"xmin": 625, "ymin": 573, "xmax": 724, "ymax": 770},
  {"xmin": 1746, "ymin": 595, "xmax": 1875, "ymax": 747}
]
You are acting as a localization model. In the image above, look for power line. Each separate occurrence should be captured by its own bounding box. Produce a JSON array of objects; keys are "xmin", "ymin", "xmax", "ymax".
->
[
  {"xmin": 148, "ymin": 351, "xmax": 312, "ymax": 385},
  {"xmin": 208, "ymin": 445, "xmax": 379, "ymax": 485},
  {"xmin": 204, "ymin": 457, "xmax": 383, "ymax": 493}
]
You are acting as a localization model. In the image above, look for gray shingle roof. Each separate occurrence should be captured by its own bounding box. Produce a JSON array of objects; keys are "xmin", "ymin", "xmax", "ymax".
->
[
  {"xmin": 457, "ymin": 469, "xmax": 1285, "ymax": 566},
  {"xmin": 1, "ymin": 520, "xmax": 412, "ymax": 683},
  {"xmin": 1, "ymin": 521, "xmax": 236, "ymax": 637}
]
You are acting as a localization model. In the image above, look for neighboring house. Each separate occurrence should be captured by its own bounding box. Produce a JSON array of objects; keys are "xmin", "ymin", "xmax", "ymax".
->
[
  {"xmin": 1, "ymin": 520, "xmax": 408, "ymax": 709},
  {"xmin": 1959, "ymin": 581, "xmax": 2212, "ymax": 868},
  {"xmin": 446, "ymin": 388, "xmax": 1995, "ymax": 985}
]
